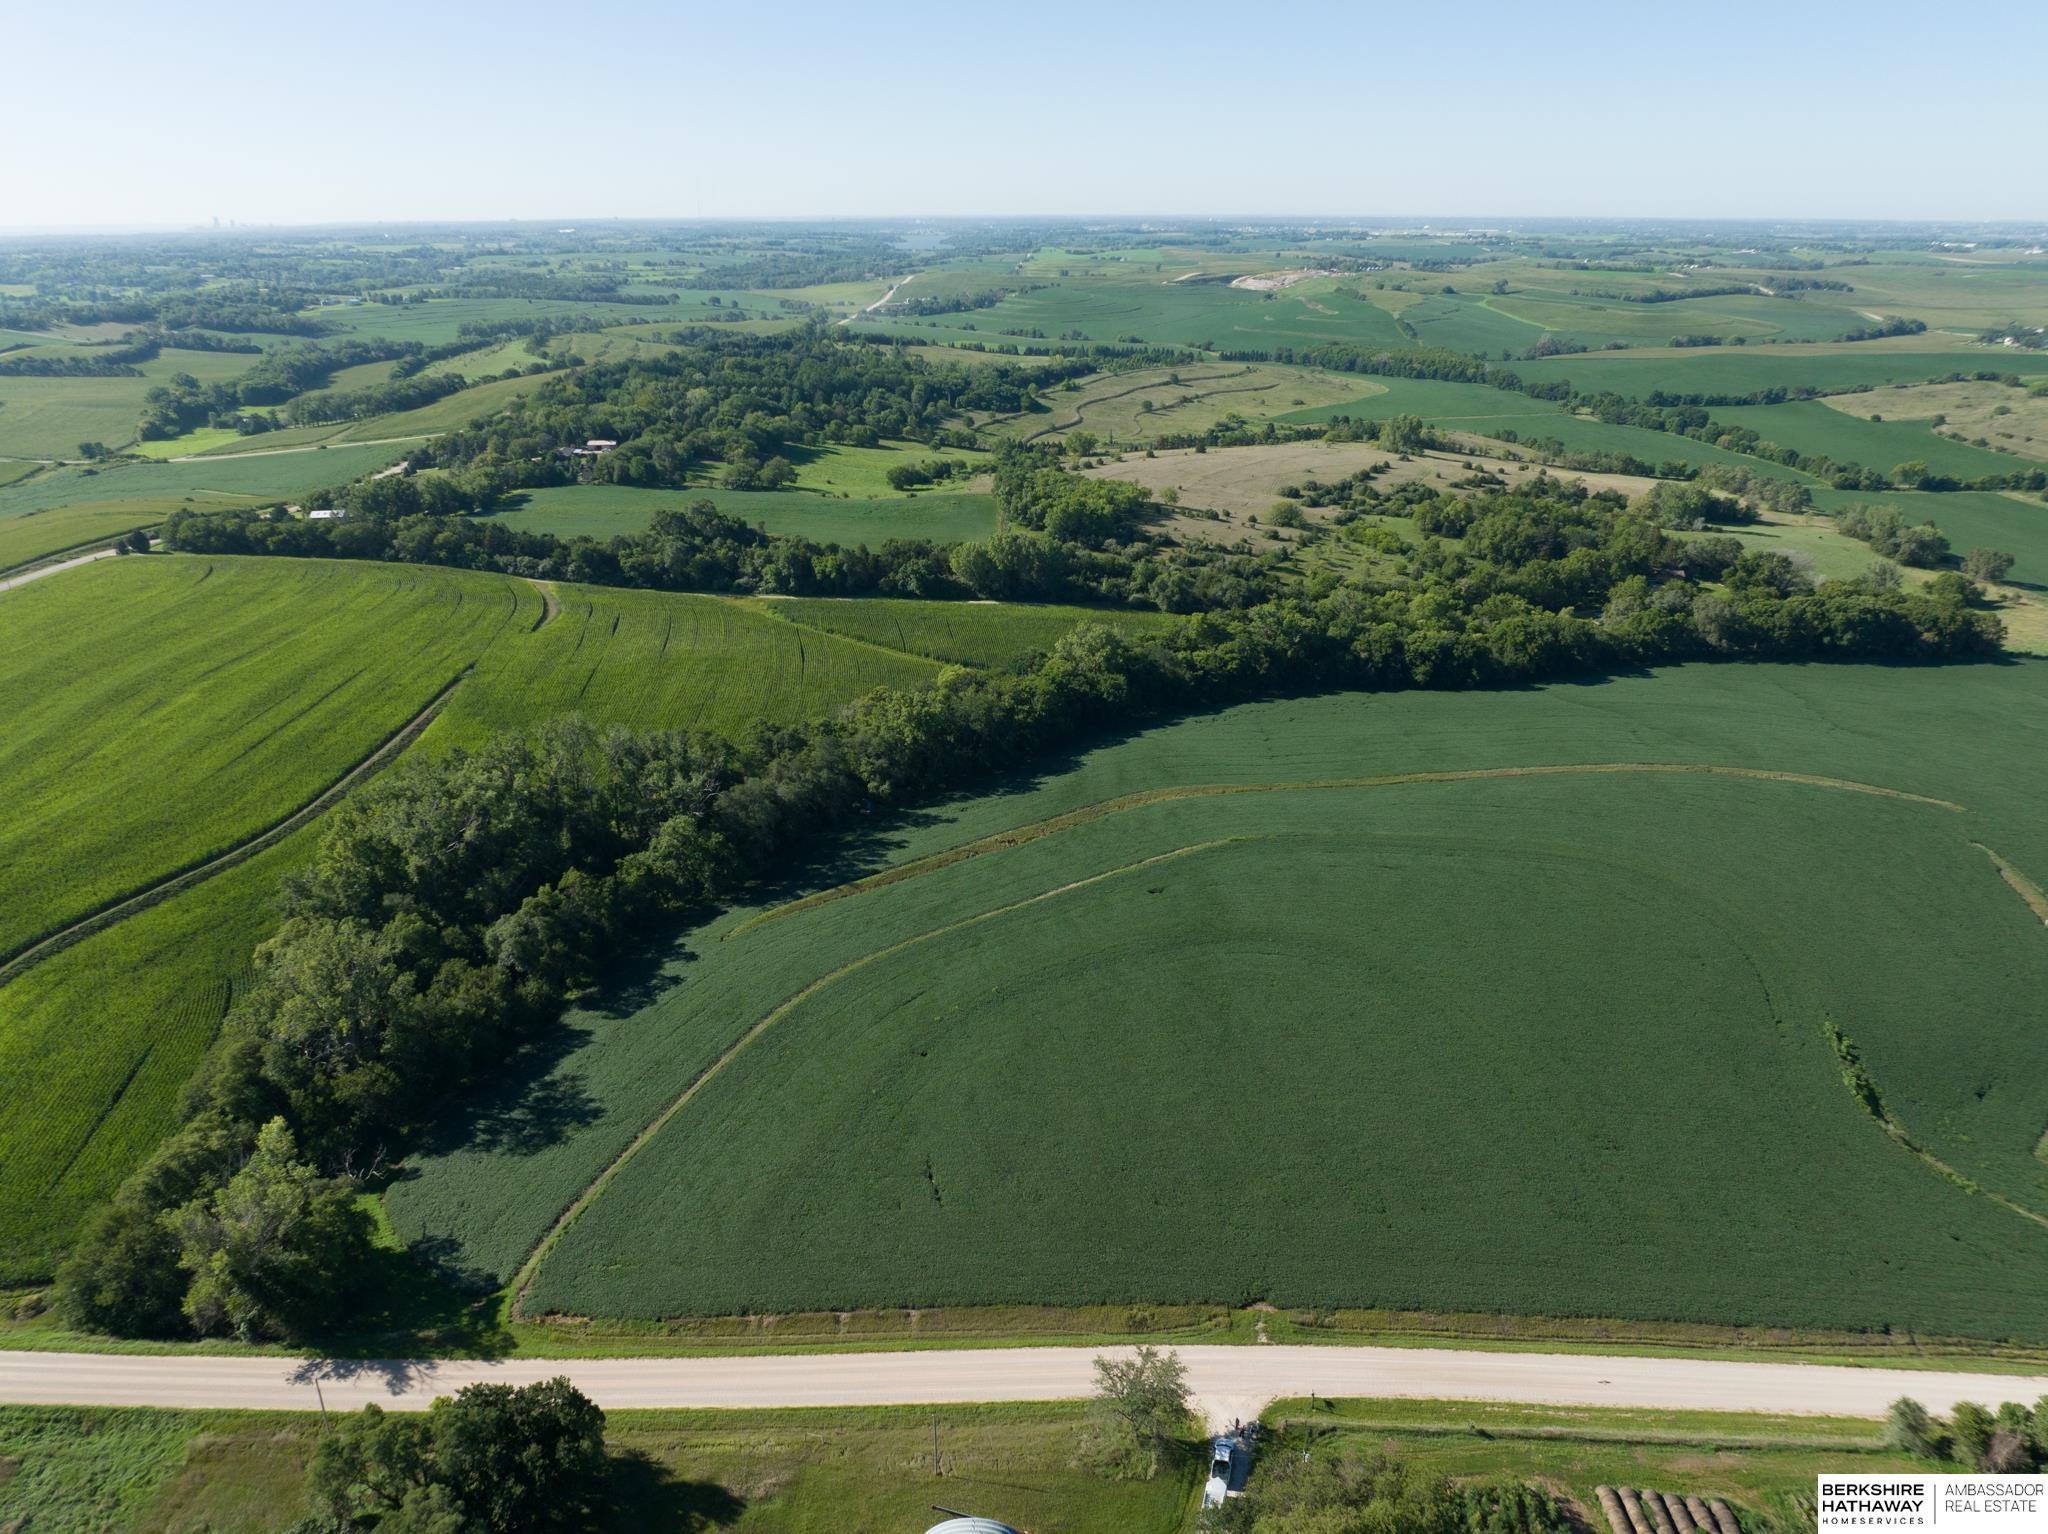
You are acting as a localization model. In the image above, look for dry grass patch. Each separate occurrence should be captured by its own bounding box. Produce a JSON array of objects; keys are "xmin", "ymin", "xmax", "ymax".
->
[
  {"xmin": 1820, "ymin": 379, "xmax": 2048, "ymax": 463},
  {"xmin": 1085, "ymin": 440, "xmax": 1654, "ymax": 544}
]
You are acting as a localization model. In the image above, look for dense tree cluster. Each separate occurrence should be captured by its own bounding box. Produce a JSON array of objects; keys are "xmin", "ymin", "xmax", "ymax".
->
[
  {"xmin": 163, "ymin": 483, "xmax": 1274, "ymax": 612},
  {"xmin": 301, "ymin": 1378, "xmax": 607, "ymax": 1533},
  {"xmin": 1834, "ymin": 503, "xmax": 1952, "ymax": 567},
  {"xmin": 406, "ymin": 329, "xmax": 1077, "ymax": 491},
  {"xmin": 137, "ymin": 325, "xmax": 570, "ymax": 440},
  {"xmin": 1887, "ymin": 1395, "xmax": 2048, "ymax": 1473}
]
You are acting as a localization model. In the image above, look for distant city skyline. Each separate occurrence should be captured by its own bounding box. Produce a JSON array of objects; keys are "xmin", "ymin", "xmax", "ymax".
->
[{"xmin": 6, "ymin": 0, "xmax": 2044, "ymax": 229}]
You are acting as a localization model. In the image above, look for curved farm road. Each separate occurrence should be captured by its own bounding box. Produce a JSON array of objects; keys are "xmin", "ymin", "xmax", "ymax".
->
[
  {"xmin": 0, "ymin": 543, "xmax": 127, "ymax": 592},
  {"xmin": 838, "ymin": 273, "xmax": 917, "ymax": 325},
  {"xmin": 1, "ymin": 1345, "xmax": 2043, "ymax": 1426}
]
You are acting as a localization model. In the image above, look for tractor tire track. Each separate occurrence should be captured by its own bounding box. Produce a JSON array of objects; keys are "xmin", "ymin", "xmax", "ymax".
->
[{"xmin": 728, "ymin": 763, "xmax": 1963, "ymax": 939}]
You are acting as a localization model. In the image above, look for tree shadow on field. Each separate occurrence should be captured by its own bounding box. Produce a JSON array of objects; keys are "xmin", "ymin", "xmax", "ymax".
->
[
  {"xmin": 407, "ymin": 1021, "xmax": 605, "ymax": 1160},
  {"xmin": 289, "ymin": 1234, "xmax": 516, "ymax": 1361},
  {"xmin": 604, "ymin": 1450, "xmax": 747, "ymax": 1531}
]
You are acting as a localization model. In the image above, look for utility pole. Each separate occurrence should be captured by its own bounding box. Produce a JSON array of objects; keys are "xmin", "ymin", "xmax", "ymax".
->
[{"xmin": 932, "ymin": 1416, "xmax": 941, "ymax": 1475}]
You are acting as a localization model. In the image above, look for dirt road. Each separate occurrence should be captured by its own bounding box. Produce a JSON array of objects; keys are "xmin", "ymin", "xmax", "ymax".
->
[
  {"xmin": 1, "ymin": 1345, "xmax": 2038, "ymax": 1425},
  {"xmin": 840, "ymin": 273, "xmax": 916, "ymax": 325},
  {"xmin": 0, "ymin": 543, "xmax": 127, "ymax": 592}
]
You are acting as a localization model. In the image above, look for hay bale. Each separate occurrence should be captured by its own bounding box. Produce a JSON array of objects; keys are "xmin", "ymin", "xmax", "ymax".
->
[
  {"xmin": 1597, "ymin": 1486, "xmax": 1633, "ymax": 1534},
  {"xmin": 1708, "ymin": 1498, "xmax": 1742, "ymax": 1534},
  {"xmin": 1685, "ymin": 1495, "xmax": 1715, "ymax": 1532},
  {"xmin": 1662, "ymin": 1492, "xmax": 1698, "ymax": 1534},
  {"xmin": 1618, "ymin": 1487, "xmax": 1656, "ymax": 1534},
  {"xmin": 1643, "ymin": 1490, "xmax": 1679, "ymax": 1534}
]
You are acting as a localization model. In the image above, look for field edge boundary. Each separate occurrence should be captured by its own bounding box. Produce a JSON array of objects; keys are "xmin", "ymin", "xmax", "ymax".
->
[
  {"xmin": 727, "ymin": 763, "xmax": 1965, "ymax": 940},
  {"xmin": 0, "ymin": 670, "xmax": 471, "ymax": 989},
  {"xmin": 504, "ymin": 839, "xmax": 1241, "ymax": 1317}
]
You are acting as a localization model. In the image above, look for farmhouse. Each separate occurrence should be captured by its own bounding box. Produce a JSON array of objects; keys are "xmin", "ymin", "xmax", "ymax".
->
[{"xmin": 305, "ymin": 508, "xmax": 347, "ymax": 520}]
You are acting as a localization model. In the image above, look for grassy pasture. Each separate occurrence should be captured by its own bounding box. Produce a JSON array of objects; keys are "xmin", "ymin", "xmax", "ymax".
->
[
  {"xmin": 302, "ymin": 297, "xmax": 660, "ymax": 345},
  {"xmin": 1822, "ymin": 378, "xmax": 2048, "ymax": 463},
  {"xmin": 489, "ymin": 484, "xmax": 1000, "ymax": 546},
  {"xmin": 762, "ymin": 596, "xmax": 1183, "ymax": 667},
  {"xmin": 393, "ymin": 662, "xmax": 2048, "ymax": 1347},
  {"xmin": 1514, "ymin": 346, "xmax": 2048, "ymax": 401},
  {"xmin": 767, "ymin": 438, "xmax": 993, "ymax": 497},
  {"xmin": 1802, "ymin": 259, "xmax": 2048, "ymax": 331},
  {"xmin": 1084, "ymin": 441, "xmax": 1654, "ymax": 534},
  {"xmin": 0, "ymin": 501, "xmax": 185, "ymax": 571},
  {"xmin": 985, "ymin": 363, "xmax": 1366, "ymax": 446},
  {"xmin": 0, "ymin": 556, "xmax": 540, "ymax": 964},
  {"xmin": 0, "ymin": 442, "xmax": 411, "ymax": 517},
  {"xmin": 0, "ymin": 348, "xmax": 249, "ymax": 459},
  {"xmin": 1263, "ymin": 1397, "xmax": 1922, "ymax": 1534},
  {"xmin": 0, "ymin": 1402, "xmax": 1192, "ymax": 1534},
  {"xmin": 323, "ymin": 369, "xmax": 556, "ymax": 442},
  {"xmin": 121, "ymin": 426, "xmax": 250, "ymax": 460},
  {"xmin": 1711, "ymin": 400, "xmax": 2027, "ymax": 480}
]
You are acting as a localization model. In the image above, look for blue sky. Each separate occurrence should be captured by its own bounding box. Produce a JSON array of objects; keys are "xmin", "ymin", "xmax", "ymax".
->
[{"xmin": 6, "ymin": 0, "xmax": 2043, "ymax": 228}]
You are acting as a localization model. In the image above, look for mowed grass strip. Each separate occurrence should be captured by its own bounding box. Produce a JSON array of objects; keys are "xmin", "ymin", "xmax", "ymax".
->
[
  {"xmin": 0, "ymin": 555, "xmax": 540, "ymax": 961},
  {"xmin": 527, "ymin": 778, "xmax": 2048, "ymax": 1338}
]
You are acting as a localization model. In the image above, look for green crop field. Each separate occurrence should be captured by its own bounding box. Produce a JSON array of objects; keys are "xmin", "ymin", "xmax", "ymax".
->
[
  {"xmin": 1711, "ymin": 400, "xmax": 2029, "ymax": 480},
  {"xmin": 490, "ymin": 484, "xmax": 1001, "ymax": 546},
  {"xmin": 763, "ymin": 596, "xmax": 1183, "ymax": 667},
  {"xmin": 428, "ymin": 583, "xmax": 940, "ymax": 750},
  {"xmin": 1276, "ymin": 382, "xmax": 1819, "ymax": 483},
  {"xmin": 1514, "ymin": 346, "xmax": 2048, "ymax": 401},
  {"xmin": 1482, "ymin": 289, "xmax": 1872, "ymax": 346},
  {"xmin": 858, "ymin": 269, "xmax": 1411, "ymax": 352},
  {"xmin": 1808, "ymin": 487, "xmax": 2048, "ymax": 587},
  {"xmin": 0, "ymin": 830, "xmax": 316, "ymax": 1287},
  {"xmin": 0, "ymin": 570, "xmax": 958, "ymax": 1283},
  {"xmin": 1277, "ymin": 376, "xmax": 1562, "ymax": 426},
  {"xmin": 0, "ymin": 556, "xmax": 540, "ymax": 964},
  {"xmin": 393, "ymin": 662, "xmax": 2048, "ymax": 1346}
]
